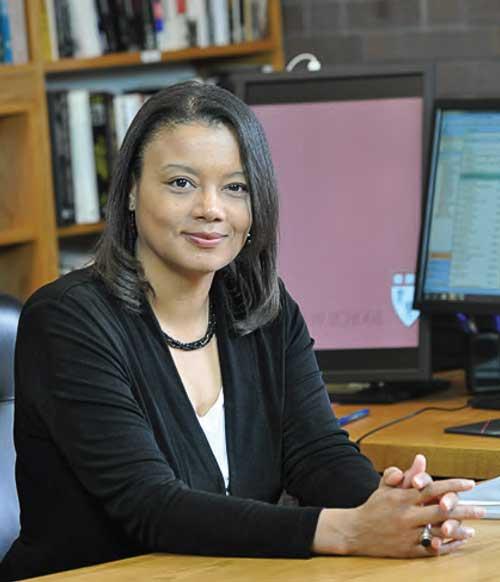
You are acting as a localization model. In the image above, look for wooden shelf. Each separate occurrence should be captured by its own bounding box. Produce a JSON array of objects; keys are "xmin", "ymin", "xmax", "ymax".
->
[
  {"xmin": 58, "ymin": 222, "xmax": 105, "ymax": 239},
  {"xmin": 0, "ymin": 63, "xmax": 36, "ymax": 76},
  {"xmin": 0, "ymin": 102, "xmax": 32, "ymax": 117},
  {"xmin": 0, "ymin": 227, "xmax": 35, "ymax": 247},
  {"xmin": 44, "ymin": 40, "xmax": 277, "ymax": 74}
]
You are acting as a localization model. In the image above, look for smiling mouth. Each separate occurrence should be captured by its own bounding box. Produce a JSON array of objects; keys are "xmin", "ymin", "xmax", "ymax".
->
[{"xmin": 183, "ymin": 232, "xmax": 227, "ymax": 248}]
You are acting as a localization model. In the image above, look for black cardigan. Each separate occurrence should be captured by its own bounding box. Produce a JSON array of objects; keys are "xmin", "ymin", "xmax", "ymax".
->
[{"xmin": 0, "ymin": 268, "xmax": 379, "ymax": 580}]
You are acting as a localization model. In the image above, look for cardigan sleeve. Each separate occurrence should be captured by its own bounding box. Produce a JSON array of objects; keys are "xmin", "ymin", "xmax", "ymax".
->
[
  {"xmin": 280, "ymin": 287, "xmax": 381, "ymax": 507},
  {"xmin": 16, "ymin": 290, "xmax": 321, "ymax": 558}
]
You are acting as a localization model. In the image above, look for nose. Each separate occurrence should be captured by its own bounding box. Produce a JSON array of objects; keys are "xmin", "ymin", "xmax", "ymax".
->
[{"xmin": 194, "ymin": 186, "xmax": 226, "ymax": 222}]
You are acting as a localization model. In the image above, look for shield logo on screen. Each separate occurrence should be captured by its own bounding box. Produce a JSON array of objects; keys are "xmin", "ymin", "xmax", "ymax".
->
[{"xmin": 391, "ymin": 273, "xmax": 420, "ymax": 327}]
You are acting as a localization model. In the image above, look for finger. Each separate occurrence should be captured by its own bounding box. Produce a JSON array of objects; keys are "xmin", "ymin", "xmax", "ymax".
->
[
  {"xmin": 439, "ymin": 492, "xmax": 459, "ymax": 512},
  {"xmin": 418, "ymin": 479, "xmax": 475, "ymax": 505},
  {"xmin": 421, "ymin": 503, "xmax": 485, "ymax": 524},
  {"xmin": 401, "ymin": 454, "xmax": 427, "ymax": 489},
  {"xmin": 380, "ymin": 466, "xmax": 404, "ymax": 488},
  {"xmin": 440, "ymin": 521, "xmax": 476, "ymax": 541},
  {"xmin": 433, "ymin": 539, "xmax": 467, "ymax": 556},
  {"xmin": 412, "ymin": 471, "xmax": 432, "ymax": 491}
]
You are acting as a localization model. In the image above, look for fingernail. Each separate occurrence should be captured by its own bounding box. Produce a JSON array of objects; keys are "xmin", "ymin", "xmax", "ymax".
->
[
  {"xmin": 414, "ymin": 476, "xmax": 424, "ymax": 488},
  {"xmin": 442, "ymin": 498, "xmax": 451, "ymax": 511},
  {"xmin": 464, "ymin": 527, "xmax": 475, "ymax": 538},
  {"xmin": 463, "ymin": 480, "xmax": 475, "ymax": 488}
]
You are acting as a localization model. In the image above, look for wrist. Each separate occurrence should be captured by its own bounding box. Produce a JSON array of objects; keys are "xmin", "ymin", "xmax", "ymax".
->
[{"xmin": 312, "ymin": 507, "xmax": 359, "ymax": 555}]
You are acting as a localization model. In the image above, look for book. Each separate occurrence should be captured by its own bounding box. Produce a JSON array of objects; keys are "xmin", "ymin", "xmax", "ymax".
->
[
  {"xmin": 113, "ymin": 93, "xmax": 143, "ymax": 148},
  {"xmin": 6, "ymin": 0, "xmax": 28, "ymax": 64},
  {"xmin": 229, "ymin": 0, "xmax": 242, "ymax": 44},
  {"xmin": 186, "ymin": 0, "xmax": 209, "ymax": 48},
  {"xmin": 255, "ymin": 0, "xmax": 268, "ymax": 39},
  {"xmin": 118, "ymin": 0, "xmax": 142, "ymax": 51},
  {"xmin": 207, "ymin": 0, "xmax": 230, "ymax": 46},
  {"xmin": 90, "ymin": 93, "xmax": 116, "ymax": 219},
  {"xmin": 67, "ymin": 0, "xmax": 103, "ymax": 58},
  {"xmin": 53, "ymin": 0, "xmax": 75, "ymax": 57},
  {"xmin": 96, "ymin": 0, "xmax": 122, "ymax": 53},
  {"xmin": 0, "ymin": 0, "xmax": 13, "ymax": 63},
  {"xmin": 44, "ymin": 0, "xmax": 60, "ymax": 60},
  {"xmin": 160, "ymin": 0, "xmax": 189, "ymax": 50},
  {"xmin": 47, "ymin": 91, "xmax": 76, "ymax": 226},
  {"xmin": 67, "ymin": 90, "xmax": 101, "ymax": 224}
]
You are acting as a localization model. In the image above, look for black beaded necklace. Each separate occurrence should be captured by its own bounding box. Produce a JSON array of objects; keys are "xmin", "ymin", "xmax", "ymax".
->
[{"xmin": 162, "ymin": 302, "xmax": 216, "ymax": 351}]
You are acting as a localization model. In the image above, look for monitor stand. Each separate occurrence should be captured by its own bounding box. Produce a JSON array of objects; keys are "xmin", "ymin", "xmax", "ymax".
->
[
  {"xmin": 468, "ymin": 393, "xmax": 500, "ymax": 410},
  {"xmin": 327, "ymin": 378, "xmax": 450, "ymax": 404}
]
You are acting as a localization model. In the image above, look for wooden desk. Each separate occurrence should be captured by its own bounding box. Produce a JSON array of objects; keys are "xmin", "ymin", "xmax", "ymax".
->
[
  {"xmin": 333, "ymin": 372, "xmax": 500, "ymax": 479},
  {"xmin": 26, "ymin": 521, "xmax": 500, "ymax": 582}
]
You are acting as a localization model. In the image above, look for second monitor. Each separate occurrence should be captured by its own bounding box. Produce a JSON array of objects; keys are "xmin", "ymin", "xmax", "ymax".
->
[{"xmin": 232, "ymin": 65, "xmax": 440, "ymax": 402}]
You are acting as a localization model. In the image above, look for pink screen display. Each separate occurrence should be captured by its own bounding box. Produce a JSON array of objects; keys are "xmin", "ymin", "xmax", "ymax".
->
[{"xmin": 253, "ymin": 99, "xmax": 422, "ymax": 350}]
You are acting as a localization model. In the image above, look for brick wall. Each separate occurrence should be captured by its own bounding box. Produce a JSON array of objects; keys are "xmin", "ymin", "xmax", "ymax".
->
[{"xmin": 282, "ymin": 0, "xmax": 500, "ymax": 96}]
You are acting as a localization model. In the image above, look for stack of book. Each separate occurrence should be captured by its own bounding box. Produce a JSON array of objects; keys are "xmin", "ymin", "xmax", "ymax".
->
[
  {"xmin": 48, "ymin": 90, "xmax": 152, "ymax": 226},
  {"xmin": 41, "ymin": 0, "xmax": 269, "ymax": 60},
  {"xmin": 0, "ymin": 0, "xmax": 28, "ymax": 65}
]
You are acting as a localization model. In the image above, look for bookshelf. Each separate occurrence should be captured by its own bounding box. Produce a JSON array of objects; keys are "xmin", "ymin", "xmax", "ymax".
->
[{"xmin": 0, "ymin": 1, "xmax": 284, "ymax": 301}]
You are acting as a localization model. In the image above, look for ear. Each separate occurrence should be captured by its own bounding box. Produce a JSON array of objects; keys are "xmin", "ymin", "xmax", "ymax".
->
[{"xmin": 129, "ymin": 187, "xmax": 137, "ymax": 212}]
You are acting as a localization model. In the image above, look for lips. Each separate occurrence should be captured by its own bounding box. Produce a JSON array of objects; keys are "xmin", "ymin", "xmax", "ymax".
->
[{"xmin": 183, "ymin": 231, "xmax": 227, "ymax": 248}]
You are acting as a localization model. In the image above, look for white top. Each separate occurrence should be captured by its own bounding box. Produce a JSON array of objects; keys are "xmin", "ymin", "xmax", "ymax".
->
[{"xmin": 195, "ymin": 389, "xmax": 230, "ymax": 494}]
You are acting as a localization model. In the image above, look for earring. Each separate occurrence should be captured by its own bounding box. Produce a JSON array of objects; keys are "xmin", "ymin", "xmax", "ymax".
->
[
  {"xmin": 246, "ymin": 232, "xmax": 252, "ymax": 246},
  {"xmin": 128, "ymin": 191, "xmax": 136, "ymax": 211}
]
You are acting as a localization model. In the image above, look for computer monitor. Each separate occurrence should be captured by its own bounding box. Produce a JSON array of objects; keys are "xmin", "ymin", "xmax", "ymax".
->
[
  {"xmin": 231, "ymin": 66, "xmax": 438, "ymax": 400},
  {"xmin": 415, "ymin": 99, "xmax": 500, "ymax": 315}
]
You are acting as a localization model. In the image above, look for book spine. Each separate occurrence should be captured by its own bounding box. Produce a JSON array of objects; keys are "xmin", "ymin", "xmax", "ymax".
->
[
  {"xmin": 187, "ymin": 0, "xmax": 209, "ymax": 48},
  {"xmin": 67, "ymin": 0, "xmax": 103, "ymax": 58},
  {"xmin": 256, "ymin": 0, "xmax": 268, "ymax": 39},
  {"xmin": 151, "ymin": 0, "xmax": 166, "ymax": 50},
  {"xmin": 96, "ymin": 0, "xmax": 119, "ymax": 53},
  {"xmin": 229, "ymin": 0, "xmax": 242, "ymax": 44},
  {"xmin": 6, "ymin": 0, "xmax": 28, "ymax": 64},
  {"xmin": 44, "ymin": 0, "xmax": 60, "ymax": 60},
  {"xmin": 89, "ymin": 93, "xmax": 112, "ymax": 220},
  {"xmin": 243, "ymin": 0, "xmax": 253, "ymax": 42},
  {"xmin": 47, "ymin": 91, "xmax": 75, "ymax": 226},
  {"xmin": 0, "ymin": 0, "xmax": 13, "ymax": 63},
  {"xmin": 54, "ymin": 0, "xmax": 75, "ymax": 57},
  {"xmin": 67, "ymin": 90, "xmax": 101, "ymax": 224},
  {"xmin": 208, "ymin": 0, "xmax": 230, "ymax": 46},
  {"xmin": 172, "ymin": 0, "xmax": 189, "ymax": 49},
  {"xmin": 109, "ymin": 0, "xmax": 129, "ymax": 51},
  {"xmin": 141, "ymin": 0, "xmax": 157, "ymax": 49}
]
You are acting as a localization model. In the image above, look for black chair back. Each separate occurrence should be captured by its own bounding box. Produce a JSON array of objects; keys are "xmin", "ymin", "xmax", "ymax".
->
[{"xmin": 0, "ymin": 294, "xmax": 22, "ymax": 560}]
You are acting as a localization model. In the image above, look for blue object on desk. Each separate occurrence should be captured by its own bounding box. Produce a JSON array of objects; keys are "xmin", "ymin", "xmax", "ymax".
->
[{"xmin": 338, "ymin": 408, "xmax": 370, "ymax": 426}]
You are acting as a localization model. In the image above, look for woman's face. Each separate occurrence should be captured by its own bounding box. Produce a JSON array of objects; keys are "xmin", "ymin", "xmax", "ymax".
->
[{"xmin": 134, "ymin": 122, "xmax": 252, "ymax": 281}]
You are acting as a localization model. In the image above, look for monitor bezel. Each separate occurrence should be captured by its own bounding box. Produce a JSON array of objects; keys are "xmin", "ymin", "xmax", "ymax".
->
[
  {"xmin": 232, "ymin": 64, "xmax": 435, "ymax": 383},
  {"xmin": 414, "ymin": 98, "xmax": 500, "ymax": 315}
]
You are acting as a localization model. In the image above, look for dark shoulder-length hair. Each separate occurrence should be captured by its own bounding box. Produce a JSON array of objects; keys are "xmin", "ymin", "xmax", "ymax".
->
[{"xmin": 92, "ymin": 80, "xmax": 280, "ymax": 335}]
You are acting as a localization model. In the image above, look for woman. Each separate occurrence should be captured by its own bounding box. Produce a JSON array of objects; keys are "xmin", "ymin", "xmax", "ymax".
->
[{"xmin": 0, "ymin": 81, "xmax": 482, "ymax": 580}]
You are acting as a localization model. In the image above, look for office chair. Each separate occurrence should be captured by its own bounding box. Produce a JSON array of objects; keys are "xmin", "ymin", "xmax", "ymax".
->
[{"xmin": 0, "ymin": 294, "xmax": 22, "ymax": 561}]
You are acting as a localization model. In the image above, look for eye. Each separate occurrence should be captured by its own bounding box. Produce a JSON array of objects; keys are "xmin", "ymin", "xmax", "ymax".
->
[
  {"xmin": 168, "ymin": 177, "xmax": 195, "ymax": 190},
  {"xmin": 225, "ymin": 182, "xmax": 249, "ymax": 196}
]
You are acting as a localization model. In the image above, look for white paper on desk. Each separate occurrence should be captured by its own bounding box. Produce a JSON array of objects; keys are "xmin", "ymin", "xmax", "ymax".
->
[{"xmin": 458, "ymin": 476, "xmax": 500, "ymax": 519}]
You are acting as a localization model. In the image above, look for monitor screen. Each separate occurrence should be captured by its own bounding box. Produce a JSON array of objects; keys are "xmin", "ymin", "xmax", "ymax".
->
[
  {"xmin": 415, "ymin": 100, "xmax": 500, "ymax": 314},
  {"xmin": 232, "ymin": 66, "xmax": 434, "ymax": 384}
]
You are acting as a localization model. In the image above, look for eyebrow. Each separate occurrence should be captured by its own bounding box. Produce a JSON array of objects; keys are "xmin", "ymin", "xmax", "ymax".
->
[{"xmin": 159, "ymin": 164, "xmax": 246, "ymax": 180}]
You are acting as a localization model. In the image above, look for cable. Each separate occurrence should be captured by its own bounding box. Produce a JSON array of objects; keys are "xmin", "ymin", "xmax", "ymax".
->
[
  {"xmin": 354, "ymin": 404, "xmax": 469, "ymax": 445},
  {"xmin": 285, "ymin": 52, "xmax": 322, "ymax": 72}
]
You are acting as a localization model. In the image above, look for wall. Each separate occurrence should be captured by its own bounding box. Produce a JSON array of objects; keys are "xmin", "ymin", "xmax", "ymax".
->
[{"xmin": 282, "ymin": 0, "xmax": 500, "ymax": 96}]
